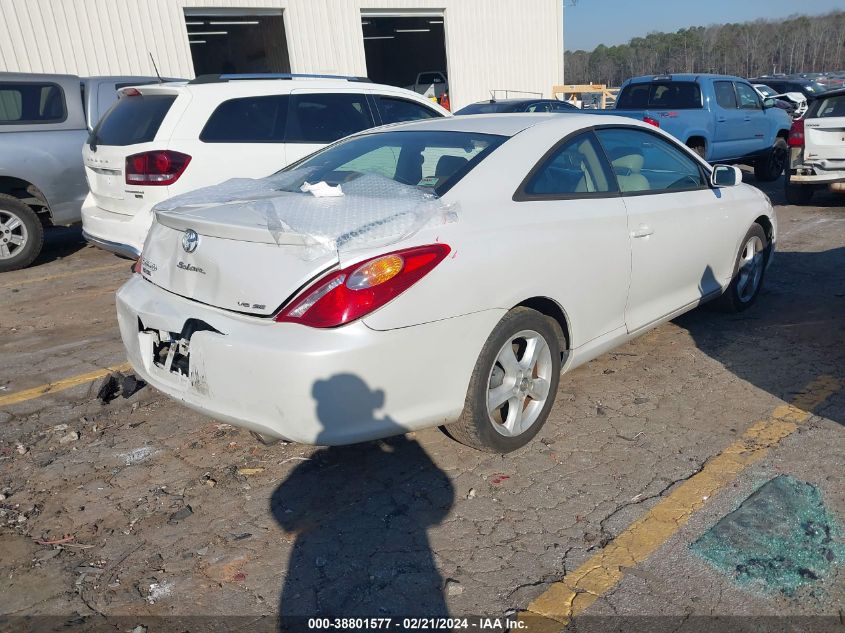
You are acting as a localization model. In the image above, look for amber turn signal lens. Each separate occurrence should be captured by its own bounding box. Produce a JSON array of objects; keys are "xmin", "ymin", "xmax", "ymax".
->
[{"xmin": 346, "ymin": 254, "xmax": 404, "ymax": 290}]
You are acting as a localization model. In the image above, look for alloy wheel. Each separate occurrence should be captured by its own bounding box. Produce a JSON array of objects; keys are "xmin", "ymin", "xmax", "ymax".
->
[
  {"xmin": 737, "ymin": 235, "xmax": 765, "ymax": 303},
  {"xmin": 0, "ymin": 209, "xmax": 28, "ymax": 260},
  {"xmin": 486, "ymin": 329, "xmax": 554, "ymax": 437}
]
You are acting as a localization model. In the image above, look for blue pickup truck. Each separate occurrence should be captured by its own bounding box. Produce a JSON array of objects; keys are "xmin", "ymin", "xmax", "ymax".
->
[{"xmin": 600, "ymin": 74, "xmax": 792, "ymax": 181}]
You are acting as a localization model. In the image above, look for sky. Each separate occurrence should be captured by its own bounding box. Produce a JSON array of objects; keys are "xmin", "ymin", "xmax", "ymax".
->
[{"xmin": 564, "ymin": 0, "xmax": 845, "ymax": 51}]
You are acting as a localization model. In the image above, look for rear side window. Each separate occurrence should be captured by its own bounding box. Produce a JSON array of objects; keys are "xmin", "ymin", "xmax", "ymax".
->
[
  {"xmin": 816, "ymin": 95, "xmax": 845, "ymax": 118},
  {"xmin": 201, "ymin": 95, "xmax": 289, "ymax": 143},
  {"xmin": 377, "ymin": 96, "xmax": 440, "ymax": 124},
  {"xmin": 523, "ymin": 132, "xmax": 614, "ymax": 197},
  {"xmin": 0, "ymin": 82, "xmax": 66, "ymax": 124},
  {"xmin": 617, "ymin": 81, "xmax": 702, "ymax": 110},
  {"xmin": 714, "ymin": 81, "xmax": 737, "ymax": 109},
  {"xmin": 90, "ymin": 94, "xmax": 175, "ymax": 145},
  {"xmin": 285, "ymin": 93, "xmax": 374, "ymax": 143}
]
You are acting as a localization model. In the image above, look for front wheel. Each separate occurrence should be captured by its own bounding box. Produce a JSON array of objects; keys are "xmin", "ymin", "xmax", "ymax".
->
[
  {"xmin": 715, "ymin": 224, "xmax": 768, "ymax": 312},
  {"xmin": 0, "ymin": 194, "xmax": 43, "ymax": 272},
  {"xmin": 447, "ymin": 308, "xmax": 561, "ymax": 453},
  {"xmin": 754, "ymin": 138, "xmax": 787, "ymax": 182}
]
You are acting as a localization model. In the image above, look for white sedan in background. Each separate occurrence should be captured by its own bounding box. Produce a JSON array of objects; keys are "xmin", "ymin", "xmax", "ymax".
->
[{"xmin": 116, "ymin": 114, "xmax": 776, "ymax": 453}]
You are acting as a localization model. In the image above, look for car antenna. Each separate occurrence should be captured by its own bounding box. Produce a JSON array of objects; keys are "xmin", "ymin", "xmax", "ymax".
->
[{"xmin": 149, "ymin": 52, "xmax": 163, "ymax": 83}]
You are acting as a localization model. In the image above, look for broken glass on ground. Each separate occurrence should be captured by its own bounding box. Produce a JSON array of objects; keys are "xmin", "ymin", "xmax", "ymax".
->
[{"xmin": 691, "ymin": 475, "xmax": 844, "ymax": 596}]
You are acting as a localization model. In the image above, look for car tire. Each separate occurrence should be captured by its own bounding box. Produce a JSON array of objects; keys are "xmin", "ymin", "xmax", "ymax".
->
[
  {"xmin": 0, "ymin": 194, "xmax": 43, "ymax": 273},
  {"xmin": 447, "ymin": 307, "xmax": 561, "ymax": 453},
  {"xmin": 784, "ymin": 174, "xmax": 814, "ymax": 205},
  {"xmin": 715, "ymin": 224, "xmax": 769, "ymax": 313},
  {"xmin": 753, "ymin": 137, "xmax": 788, "ymax": 182}
]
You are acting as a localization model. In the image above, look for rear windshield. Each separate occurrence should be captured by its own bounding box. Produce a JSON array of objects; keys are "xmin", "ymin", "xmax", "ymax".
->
[
  {"xmin": 89, "ymin": 94, "xmax": 176, "ymax": 146},
  {"xmin": 815, "ymin": 95, "xmax": 845, "ymax": 118},
  {"xmin": 277, "ymin": 130, "xmax": 505, "ymax": 196},
  {"xmin": 0, "ymin": 82, "xmax": 66, "ymax": 124},
  {"xmin": 617, "ymin": 81, "xmax": 702, "ymax": 110},
  {"xmin": 455, "ymin": 102, "xmax": 517, "ymax": 115}
]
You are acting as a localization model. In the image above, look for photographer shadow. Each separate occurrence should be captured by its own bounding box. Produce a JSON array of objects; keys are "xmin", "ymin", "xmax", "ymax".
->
[{"xmin": 271, "ymin": 374, "xmax": 455, "ymax": 622}]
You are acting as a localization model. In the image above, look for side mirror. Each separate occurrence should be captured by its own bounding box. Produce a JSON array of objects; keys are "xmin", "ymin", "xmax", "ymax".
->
[
  {"xmin": 763, "ymin": 97, "xmax": 777, "ymax": 109},
  {"xmin": 711, "ymin": 165, "xmax": 742, "ymax": 187}
]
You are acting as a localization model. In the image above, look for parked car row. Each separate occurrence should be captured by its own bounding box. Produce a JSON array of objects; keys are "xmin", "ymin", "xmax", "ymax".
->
[
  {"xmin": 3, "ymin": 69, "xmax": 841, "ymax": 273},
  {"xmin": 0, "ymin": 72, "xmax": 449, "ymax": 270}
]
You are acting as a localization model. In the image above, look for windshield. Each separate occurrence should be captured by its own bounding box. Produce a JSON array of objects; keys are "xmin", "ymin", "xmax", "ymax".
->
[
  {"xmin": 277, "ymin": 130, "xmax": 506, "ymax": 196},
  {"xmin": 755, "ymin": 85, "xmax": 776, "ymax": 97},
  {"xmin": 805, "ymin": 82, "xmax": 828, "ymax": 94},
  {"xmin": 455, "ymin": 102, "xmax": 518, "ymax": 115}
]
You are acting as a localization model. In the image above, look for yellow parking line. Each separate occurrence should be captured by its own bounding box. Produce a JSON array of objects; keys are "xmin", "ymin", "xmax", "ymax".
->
[
  {"xmin": 0, "ymin": 362, "xmax": 132, "ymax": 407},
  {"xmin": 525, "ymin": 374, "xmax": 840, "ymax": 625},
  {"xmin": 0, "ymin": 262, "xmax": 129, "ymax": 289}
]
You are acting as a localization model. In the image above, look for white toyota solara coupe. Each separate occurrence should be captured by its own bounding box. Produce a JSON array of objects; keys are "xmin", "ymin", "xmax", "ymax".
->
[{"xmin": 117, "ymin": 114, "xmax": 776, "ymax": 453}]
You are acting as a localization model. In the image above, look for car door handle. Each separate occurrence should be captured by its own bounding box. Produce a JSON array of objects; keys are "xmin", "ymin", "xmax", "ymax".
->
[
  {"xmin": 716, "ymin": 116, "xmax": 726, "ymax": 123},
  {"xmin": 631, "ymin": 225, "xmax": 654, "ymax": 238}
]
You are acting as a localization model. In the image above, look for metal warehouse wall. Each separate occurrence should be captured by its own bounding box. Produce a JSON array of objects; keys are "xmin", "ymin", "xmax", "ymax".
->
[{"xmin": 0, "ymin": 0, "xmax": 563, "ymax": 108}]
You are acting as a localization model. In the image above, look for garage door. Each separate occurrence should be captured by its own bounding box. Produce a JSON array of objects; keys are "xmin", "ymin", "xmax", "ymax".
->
[
  {"xmin": 361, "ymin": 11, "xmax": 448, "ymax": 101},
  {"xmin": 184, "ymin": 8, "xmax": 291, "ymax": 76}
]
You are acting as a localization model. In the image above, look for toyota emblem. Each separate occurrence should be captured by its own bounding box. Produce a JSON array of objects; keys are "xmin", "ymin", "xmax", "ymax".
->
[{"xmin": 182, "ymin": 229, "xmax": 199, "ymax": 253}]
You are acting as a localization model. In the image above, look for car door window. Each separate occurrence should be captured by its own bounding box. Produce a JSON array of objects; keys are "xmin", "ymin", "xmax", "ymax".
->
[
  {"xmin": 525, "ymin": 102, "xmax": 551, "ymax": 113},
  {"xmin": 376, "ymin": 96, "xmax": 440, "ymax": 124},
  {"xmin": 521, "ymin": 132, "xmax": 615, "ymax": 197},
  {"xmin": 285, "ymin": 93, "xmax": 374, "ymax": 143},
  {"xmin": 549, "ymin": 101, "xmax": 575, "ymax": 112},
  {"xmin": 714, "ymin": 81, "xmax": 737, "ymax": 109},
  {"xmin": 595, "ymin": 127, "xmax": 706, "ymax": 194},
  {"xmin": 735, "ymin": 83, "xmax": 762, "ymax": 110},
  {"xmin": 200, "ymin": 95, "xmax": 289, "ymax": 142}
]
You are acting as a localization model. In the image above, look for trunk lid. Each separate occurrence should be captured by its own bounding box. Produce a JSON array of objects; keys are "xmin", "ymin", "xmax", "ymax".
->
[
  {"xmin": 141, "ymin": 172, "xmax": 446, "ymax": 316},
  {"xmin": 141, "ymin": 214, "xmax": 337, "ymax": 318}
]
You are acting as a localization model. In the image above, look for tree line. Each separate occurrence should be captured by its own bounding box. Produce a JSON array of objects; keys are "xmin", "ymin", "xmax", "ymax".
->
[{"xmin": 564, "ymin": 11, "xmax": 845, "ymax": 87}]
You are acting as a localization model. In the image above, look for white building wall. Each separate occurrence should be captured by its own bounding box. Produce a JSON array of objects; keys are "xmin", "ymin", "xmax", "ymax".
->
[{"xmin": 0, "ymin": 0, "xmax": 563, "ymax": 109}]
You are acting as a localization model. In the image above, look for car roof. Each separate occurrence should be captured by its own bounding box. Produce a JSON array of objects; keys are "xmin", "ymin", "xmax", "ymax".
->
[
  {"xmin": 474, "ymin": 99, "xmax": 549, "ymax": 105},
  {"xmin": 626, "ymin": 73, "xmax": 746, "ymax": 83},
  {"xmin": 375, "ymin": 112, "xmax": 643, "ymax": 137},
  {"xmin": 134, "ymin": 77, "xmax": 441, "ymax": 101},
  {"xmin": 812, "ymin": 86, "xmax": 845, "ymax": 99},
  {"xmin": 0, "ymin": 72, "xmax": 80, "ymax": 82}
]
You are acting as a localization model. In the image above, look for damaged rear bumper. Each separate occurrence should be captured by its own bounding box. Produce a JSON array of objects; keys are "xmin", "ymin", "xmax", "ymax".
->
[{"xmin": 116, "ymin": 275, "xmax": 502, "ymax": 445}]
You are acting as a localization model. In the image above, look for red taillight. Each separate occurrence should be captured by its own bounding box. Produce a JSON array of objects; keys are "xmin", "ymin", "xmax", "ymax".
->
[
  {"xmin": 788, "ymin": 119, "xmax": 805, "ymax": 148},
  {"xmin": 125, "ymin": 150, "xmax": 191, "ymax": 186},
  {"xmin": 643, "ymin": 116, "xmax": 660, "ymax": 128},
  {"xmin": 275, "ymin": 244, "xmax": 451, "ymax": 328}
]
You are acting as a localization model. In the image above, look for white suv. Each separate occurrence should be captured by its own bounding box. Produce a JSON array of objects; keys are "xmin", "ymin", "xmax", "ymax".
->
[
  {"xmin": 81, "ymin": 74, "xmax": 449, "ymax": 257},
  {"xmin": 785, "ymin": 88, "xmax": 845, "ymax": 204}
]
